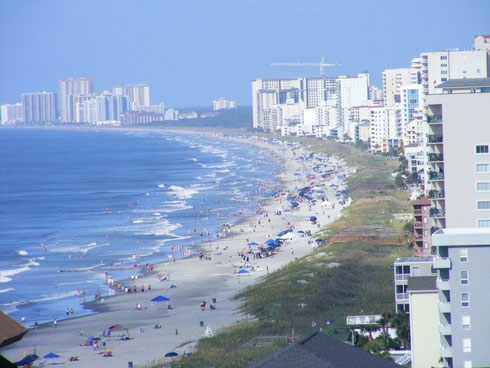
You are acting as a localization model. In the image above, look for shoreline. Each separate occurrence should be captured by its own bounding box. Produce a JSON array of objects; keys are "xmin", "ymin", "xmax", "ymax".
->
[{"xmin": 1, "ymin": 130, "xmax": 353, "ymax": 367}]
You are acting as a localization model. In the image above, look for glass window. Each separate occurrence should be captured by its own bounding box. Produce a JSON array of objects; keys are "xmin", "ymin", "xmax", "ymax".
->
[
  {"xmin": 463, "ymin": 338, "xmax": 472, "ymax": 353},
  {"xmin": 478, "ymin": 219, "xmax": 490, "ymax": 228},
  {"xmin": 477, "ymin": 201, "xmax": 490, "ymax": 210},
  {"xmin": 476, "ymin": 163, "xmax": 490, "ymax": 172},
  {"xmin": 462, "ymin": 293, "xmax": 470, "ymax": 307},
  {"xmin": 464, "ymin": 361, "xmax": 472, "ymax": 368},
  {"xmin": 476, "ymin": 145, "xmax": 489, "ymax": 154},
  {"xmin": 460, "ymin": 249, "xmax": 468, "ymax": 262},
  {"xmin": 477, "ymin": 182, "xmax": 490, "ymax": 191},
  {"xmin": 462, "ymin": 316, "xmax": 471, "ymax": 330},
  {"xmin": 461, "ymin": 271, "xmax": 469, "ymax": 285},
  {"xmin": 440, "ymin": 55, "xmax": 448, "ymax": 60},
  {"xmin": 441, "ymin": 70, "xmax": 448, "ymax": 75}
]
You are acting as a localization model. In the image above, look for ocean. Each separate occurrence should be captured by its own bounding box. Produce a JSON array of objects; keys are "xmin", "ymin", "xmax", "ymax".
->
[{"xmin": 0, "ymin": 128, "xmax": 278, "ymax": 326}]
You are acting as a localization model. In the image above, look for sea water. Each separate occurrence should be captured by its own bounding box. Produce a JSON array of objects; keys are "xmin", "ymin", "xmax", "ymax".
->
[{"xmin": 0, "ymin": 128, "xmax": 278, "ymax": 325}]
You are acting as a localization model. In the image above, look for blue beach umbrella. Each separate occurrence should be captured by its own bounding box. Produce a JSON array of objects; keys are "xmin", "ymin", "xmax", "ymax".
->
[
  {"xmin": 151, "ymin": 295, "xmax": 170, "ymax": 302},
  {"xmin": 43, "ymin": 352, "xmax": 60, "ymax": 359},
  {"xmin": 165, "ymin": 352, "xmax": 178, "ymax": 357},
  {"xmin": 310, "ymin": 216, "xmax": 318, "ymax": 222},
  {"xmin": 237, "ymin": 269, "xmax": 249, "ymax": 274},
  {"xmin": 248, "ymin": 242, "xmax": 259, "ymax": 246},
  {"xmin": 264, "ymin": 239, "xmax": 276, "ymax": 245}
]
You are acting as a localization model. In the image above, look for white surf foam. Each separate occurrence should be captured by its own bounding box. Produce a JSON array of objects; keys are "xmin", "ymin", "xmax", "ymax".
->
[
  {"xmin": 0, "ymin": 266, "xmax": 31, "ymax": 283},
  {"xmin": 168, "ymin": 185, "xmax": 199, "ymax": 200},
  {"xmin": 17, "ymin": 250, "xmax": 28, "ymax": 256},
  {"xmin": 49, "ymin": 242, "xmax": 108, "ymax": 254},
  {"xmin": 0, "ymin": 287, "xmax": 14, "ymax": 294},
  {"xmin": 157, "ymin": 184, "xmax": 166, "ymax": 188}
]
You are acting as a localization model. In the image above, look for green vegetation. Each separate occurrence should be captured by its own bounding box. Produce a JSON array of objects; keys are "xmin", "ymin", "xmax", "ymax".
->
[{"xmin": 149, "ymin": 137, "xmax": 413, "ymax": 368}]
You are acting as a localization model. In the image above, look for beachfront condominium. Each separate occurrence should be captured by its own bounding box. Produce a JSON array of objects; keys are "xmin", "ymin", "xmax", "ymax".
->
[
  {"xmin": 251, "ymin": 77, "xmax": 337, "ymax": 130},
  {"xmin": 113, "ymin": 83, "xmax": 150, "ymax": 110},
  {"xmin": 432, "ymin": 228, "xmax": 490, "ymax": 368},
  {"xmin": 426, "ymin": 78, "xmax": 490, "ymax": 231},
  {"xmin": 59, "ymin": 77, "xmax": 95, "ymax": 122},
  {"xmin": 213, "ymin": 97, "xmax": 236, "ymax": 111},
  {"xmin": 382, "ymin": 68, "xmax": 418, "ymax": 107},
  {"xmin": 20, "ymin": 92, "xmax": 57, "ymax": 123},
  {"xmin": 393, "ymin": 257, "xmax": 436, "ymax": 313},
  {"xmin": 74, "ymin": 93, "xmax": 129, "ymax": 123},
  {"xmin": 420, "ymin": 36, "xmax": 489, "ymax": 96},
  {"xmin": 1, "ymin": 103, "xmax": 23, "ymax": 124}
]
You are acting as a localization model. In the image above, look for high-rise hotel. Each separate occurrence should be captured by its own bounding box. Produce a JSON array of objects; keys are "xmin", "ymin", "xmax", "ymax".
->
[{"xmin": 59, "ymin": 77, "xmax": 95, "ymax": 122}]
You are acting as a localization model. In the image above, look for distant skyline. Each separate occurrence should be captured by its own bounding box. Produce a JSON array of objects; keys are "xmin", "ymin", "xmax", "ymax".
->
[{"xmin": 1, "ymin": 0, "xmax": 489, "ymax": 107}]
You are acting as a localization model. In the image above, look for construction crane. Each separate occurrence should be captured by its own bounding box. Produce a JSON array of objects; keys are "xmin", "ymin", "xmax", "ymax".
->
[{"xmin": 270, "ymin": 57, "xmax": 341, "ymax": 76}]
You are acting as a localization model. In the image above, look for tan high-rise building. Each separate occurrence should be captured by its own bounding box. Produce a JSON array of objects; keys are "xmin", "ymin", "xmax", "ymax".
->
[
  {"xmin": 382, "ymin": 68, "xmax": 414, "ymax": 107},
  {"xmin": 113, "ymin": 83, "xmax": 150, "ymax": 109}
]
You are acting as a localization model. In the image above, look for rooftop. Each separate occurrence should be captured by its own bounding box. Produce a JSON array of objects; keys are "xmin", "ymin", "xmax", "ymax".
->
[
  {"xmin": 251, "ymin": 332, "xmax": 402, "ymax": 368},
  {"xmin": 433, "ymin": 227, "xmax": 490, "ymax": 246},
  {"xmin": 436, "ymin": 78, "xmax": 490, "ymax": 89},
  {"xmin": 407, "ymin": 276, "xmax": 437, "ymax": 292},
  {"xmin": 395, "ymin": 256, "xmax": 433, "ymax": 264}
]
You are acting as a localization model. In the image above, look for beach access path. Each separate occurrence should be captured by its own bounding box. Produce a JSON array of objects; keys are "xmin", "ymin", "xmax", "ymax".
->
[{"xmin": 1, "ymin": 134, "xmax": 352, "ymax": 368}]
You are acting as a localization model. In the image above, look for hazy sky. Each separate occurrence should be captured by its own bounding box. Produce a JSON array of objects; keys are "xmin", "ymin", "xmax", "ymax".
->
[{"xmin": 1, "ymin": 0, "xmax": 489, "ymax": 107}]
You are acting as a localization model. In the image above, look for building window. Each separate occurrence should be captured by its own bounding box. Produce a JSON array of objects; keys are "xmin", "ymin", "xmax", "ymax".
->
[
  {"xmin": 441, "ymin": 70, "xmax": 448, "ymax": 75},
  {"xmin": 463, "ymin": 338, "xmax": 472, "ymax": 353},
  {"xmin": 440, "ymin": 63, "xmax": 448, "ymax": 67},
  {"xmin": 478, "ymin": 219, "xmax": 490, "ymax": 227},
  {"xmin": 476, "ymin": 163, "xmax": 490, "ymax": 173},
  {"xmin": 462, "ymin": 293, "xmax": 470, "ymax": 307},
  {"xmin": 462, "ymin": 316, "xmax": 471, "ymax": 330},
  {"xmin": 461, "ymin": 271, "xmax": 469, "ymax": 285},
  {"xmin": 440, "ymin": 55, "xmax": 448, "ymax": 60},
  {"xmin": 464, "ymin": 361, "xmax": 472, "ymax": 368},
  {"xmin": 476, "ymin": 182, "xmax": 490, "ymax": 191},
  {"xmin": 477, "ymin": 201, "xmax": 490, "ymax": 210},
  {"xmin": 476, "ymin": 145, "xmax": 489, "ymax": 154},
  {"xmin": 460, "ymin": 249, "xmax": 468, "ymax": 262},
  {"xmin": 441, "ymin": 78, "xmax": 447, "ymax": 82}
]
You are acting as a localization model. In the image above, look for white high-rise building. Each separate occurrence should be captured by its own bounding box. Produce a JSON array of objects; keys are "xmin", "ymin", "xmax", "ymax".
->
[
  {"xmin": 1, "ymin": 103, "xmax": 23, "ymax": 124},
  {"xmin": 113, "ymin": 83, "xmax": 150, "ymax": 109},
  {"xmin": 21, "ymin": 92, "xmax": 57, "ymax": 123},
  {"xmin": 336, "ymin": 73, "xmax": 369, "ymax": 134},
  {"xmin": 59, "ymin": 78, "xmax": 94, "ymax": 122},
  {"xmin": 400, "ymin": 84, "xmax": 425, "ymax": 127},
  {"xmin": 213, "ymin": 98, "xmax": 236, "ymax": 111},
  {"xmin": 368, "ymin": 106, "xmax": 400, "ymax": 153},
  {"xmin": 74, "ymin": 94, "xmax": 129, "ymax": 123}
]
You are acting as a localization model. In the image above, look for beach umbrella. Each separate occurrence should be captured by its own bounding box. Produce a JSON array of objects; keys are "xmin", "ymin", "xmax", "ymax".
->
[
  {"xmin": 315, "ymin": 239, "xmax": 325, "ymax": 243},
  {"xmin": 286, "ymin": 196, "xmax": 295, "ymax": 201},
  {"xmin": 264, "ymin": 239, "xmax": 276, "ymax": 245},
  {"xmin": 43, "ymin": 352, "xmax": 60, "ymax": 359},
  {"xmin": 297, "ymin": 230, "xmax": 305, "ymax": 233},
  {"xmin": 13, "ymin": 354, "xmax": 38, "ymax": 366},
  {"xmin": 247, "ymin": 242, "xmax": 259, "ymax": 246},
  {"xmin": 290, "ymin": 202, "xmax": 299, "ymax": 207},
  {"xmin": 151, "ymin": 296, "xmax": 170, "ymax": 302},
  {"xmin": 294, "ymin": 173, "xmax": 301, "ymax": 176},
  {"xmin": 237, "ymin": 269, "xmax": 249, "ymax": 274},
  {"xmin": 310, "ymin": 216, "xmax": 317, "ymax": 222},
  {"xmin": 165, "ymin": 352, "xmax": 178, "ymax": 357},
  {"xmin": 283, "ymin": 209, "xmax": 290, "ymax": 212}
]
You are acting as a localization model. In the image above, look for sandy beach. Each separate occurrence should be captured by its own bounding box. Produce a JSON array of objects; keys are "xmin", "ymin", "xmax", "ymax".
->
[{"xmin": 1, "ymin": 133, "xmax": 352, "ymax": 367}]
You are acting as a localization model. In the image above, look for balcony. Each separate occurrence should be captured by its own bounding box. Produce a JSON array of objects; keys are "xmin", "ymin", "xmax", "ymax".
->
[
  {"xmin": 414, "ymin": 233, "xmax": 424, "ymax": 241},
  {"xmin": 439, "ymin": 323, "xmax": 452, "ymax": 336},
  {"xmin": 414, "ymin": 221, "xmax": 423, "ymax": 228},
  {"xmin": 431, "ymin": 226, "xmax": 441, "ymax": 235},
  {"xmin": 396, "ymin": 292, "xmax": 409, "ymax": 301},
  {"xmin": 428, "ymin": 171, "xmax": 444, "ymax": 181},
  {"xmin": 395, "ymin": 274, "xmax": 410, "ymax": 282},
  {"xmin": 428, "ymin": 153, "xmax": 444, "ymax": 162},
  {"xmin": 439, "ymin": 300, "xmax": 451, "ymax": 313},
  {"xmin": 427, "ymin": 115, "xmax": 443, "ymax": 124},
  {"xmin": 429, "ymin": 190, "xmax": 445, "ymax": 199},
  {"xmin": 430, "ymin": 208, "xmax": 446, "ymax": 219},
  {"xmin": 433, "ymin": 257, "xmax": 451, "ymax": 269},
  {"xmin": 413, "ymin": 208, "xmax": 423, "ymax": 215},
  {"xmin": 437, "ymin": 278, "xmax": 450, "ymax": 291},
  {"xmin": 440, "ymin": 345, "xmax": 453, "ymax": 358},
  {"xmin": 428, "ymin": 135, "xmax": 443, "ymax": 144}
]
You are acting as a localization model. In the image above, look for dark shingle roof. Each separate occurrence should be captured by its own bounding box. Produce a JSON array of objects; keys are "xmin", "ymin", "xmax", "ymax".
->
[
  {"xmin": 250, "ymin": 333, "xmax": 402, "ymax": 368},
  {"xmin": 407, "ymin": 276, "xmax": 437, "ymax": 292},
  {"xmin": 436, "ymin": 78, "xmax": 490, "ymax": 89}
]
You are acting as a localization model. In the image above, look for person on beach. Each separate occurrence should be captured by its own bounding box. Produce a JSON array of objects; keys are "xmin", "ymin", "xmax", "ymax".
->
[
  {"xmin": 34, "ymin": 321, "xmax": 38, "ymax": 330},
  {"xmin": 54, "ymin": 319, "xmax": 57, "ymax": 328}
]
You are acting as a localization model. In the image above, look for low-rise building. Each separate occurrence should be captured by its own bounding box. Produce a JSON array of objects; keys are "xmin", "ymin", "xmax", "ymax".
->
[
  {"xmin": 119, "ymin": 111, "xmax": 164, "ymax": 125},
  {"xmin": 393, "ymin": 256, "xmax": 436, "ymax": 313},
  {"xmin": 411, "ymin": 198, "xmax": 432, "ymax": 255},
  {"xmin": 0, "ymin": 103, "xmax": 23, "ymax": 124},
  {"xmin": 407, "ymin": 276, "xmax": 440, "ymax": 368}
]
